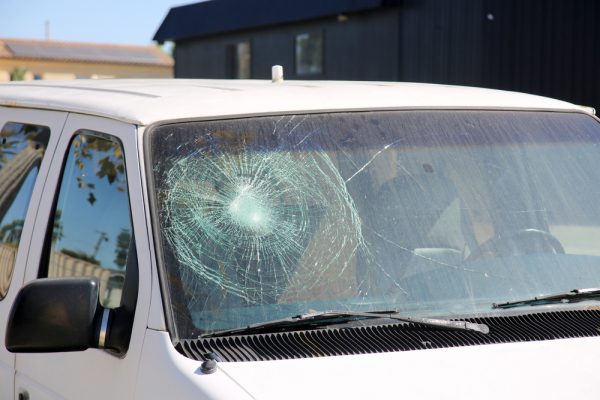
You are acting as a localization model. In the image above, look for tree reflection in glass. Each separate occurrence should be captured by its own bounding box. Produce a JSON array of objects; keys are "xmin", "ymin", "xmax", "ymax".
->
[
  {"xmin": 48, "ymin": 131, "xmax": 132, "ymax": 308},
  {"xmin": 0, "ymin": 122, "xmax": 50, "ymax": 298}
]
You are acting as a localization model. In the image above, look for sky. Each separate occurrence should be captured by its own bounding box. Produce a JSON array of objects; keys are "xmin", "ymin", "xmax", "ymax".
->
[{"xmin": 0, "ymin": 0, "xmax": 195, "ymax": 46}]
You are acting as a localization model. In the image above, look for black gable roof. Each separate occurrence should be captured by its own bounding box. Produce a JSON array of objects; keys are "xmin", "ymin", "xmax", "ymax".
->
[{"xmin": 154, "ymin": 0, "xmax": 402, "ymax": 43}]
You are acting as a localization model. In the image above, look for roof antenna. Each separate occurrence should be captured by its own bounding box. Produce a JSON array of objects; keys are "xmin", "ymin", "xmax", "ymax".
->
[
  {"xmin": 45, "ymin": 20, "xmax": 50, "ymax": 40},
  {"xmin": 272, "ymin": 65, "xmax": 284, "ymax": 83}
]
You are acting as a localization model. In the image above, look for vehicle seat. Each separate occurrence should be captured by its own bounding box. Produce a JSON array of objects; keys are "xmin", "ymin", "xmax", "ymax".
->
[{"xmin": 366, "ymin": 168, "xmax": 469, "ymax": 290}]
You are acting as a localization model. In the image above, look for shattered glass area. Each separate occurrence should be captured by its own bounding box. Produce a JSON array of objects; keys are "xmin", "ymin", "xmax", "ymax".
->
[
  {"xmin": 151, "ymin": 111, "xmax": 600, "ymax": 336},
  {"xmin": 162, "ymin": 142, "xmax": 365, "ymax": 305}
]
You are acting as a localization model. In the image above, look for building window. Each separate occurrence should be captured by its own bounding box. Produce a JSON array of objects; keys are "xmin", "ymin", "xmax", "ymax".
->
[
  {"xmin": 226, "ymin": 41, "xmax": 251, "ymax": 79},
  {"xmin": 295, "ymin": 32, "xmax": 323, "ymax": 76}
]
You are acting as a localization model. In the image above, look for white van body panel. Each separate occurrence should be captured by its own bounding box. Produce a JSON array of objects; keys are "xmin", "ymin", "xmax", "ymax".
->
[
  {"xmin": 136, "ymin": 126, "xmax": 167, "ymax": 332},
  {"xmin": 15, "ymin": 114, "xmax": 152, "ymax": 400},
  {"xmin": 219, "ymin": 337, "xmax": 600, "ymax": 400},
  {"xmin": 135, "ymin": 329, "xmax": 253, "ymax": 400},
  {"xmin": 0, "ymin": 80, "xmax": 587, "ymax": 126}
]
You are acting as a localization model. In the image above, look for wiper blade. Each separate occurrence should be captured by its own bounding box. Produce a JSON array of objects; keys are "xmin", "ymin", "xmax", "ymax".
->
[
  {"xmin": 199, "ymin": 310, "xmax": 489, "ymax": 338},
  {"xmin": 493, "ymin": 288, "xmax": 600, "ymax": 309}
]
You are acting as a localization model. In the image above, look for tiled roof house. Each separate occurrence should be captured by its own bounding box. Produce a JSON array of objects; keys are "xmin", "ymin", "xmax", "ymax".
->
[{"xmin": 0, "ymin": 38, "xmax": 173, "ymax": 81}]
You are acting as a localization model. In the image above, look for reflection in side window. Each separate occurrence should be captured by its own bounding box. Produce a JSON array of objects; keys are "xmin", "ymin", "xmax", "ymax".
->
[
  {"xmin": 47, "ymin": 131, "xmax": 132, "ymax": 308},
  {"xmin": 0, "ymin": 122, "xmax": 50, "ymax": 299}
]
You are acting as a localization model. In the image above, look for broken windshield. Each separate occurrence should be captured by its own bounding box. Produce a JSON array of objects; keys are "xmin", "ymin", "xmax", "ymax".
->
[{"xmin": 148, "ymin": 111, "xmax": 600, "ymax": 337}]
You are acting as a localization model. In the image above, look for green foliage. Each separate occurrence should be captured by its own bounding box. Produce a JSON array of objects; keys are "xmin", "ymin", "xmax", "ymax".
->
[
  {"xmin": 9, "ymin": 66, "xmax": 27, "ymax": 81},
  {"xmin": 154, "ymin": 41, "xmax": 174, "ymax": 57},
  {"xmin": 0, "ymin": 123, "xmax": 49, "ymax": 167},
  {"xmin": 0, "ymin": 219, "xmax": 24, "ymax": 244},
  {"xmin": 114, "ymin": 229, "xmax": 131, "ymax": 268},
  {"xmin": 51, "ymin": 209, "xmax": 64, "ymax": 244},
  {"xmin": 71, "ymin": 134, "xmax": 126, "ymax": 205},
  {"xmin": 0, "ymin": 136, "xmax": 19, "ymax": 166}
]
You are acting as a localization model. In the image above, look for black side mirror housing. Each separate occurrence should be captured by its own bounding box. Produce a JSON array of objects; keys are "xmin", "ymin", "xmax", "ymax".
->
[{"xmin": 5, "ymin": 277, "xmax": 106, "ymax": 353}]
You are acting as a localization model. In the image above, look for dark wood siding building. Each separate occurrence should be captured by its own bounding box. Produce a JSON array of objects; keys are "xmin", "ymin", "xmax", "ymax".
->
[{"xmin": 155, "ymin": 0, "xmax": 600, "ymax": 110}]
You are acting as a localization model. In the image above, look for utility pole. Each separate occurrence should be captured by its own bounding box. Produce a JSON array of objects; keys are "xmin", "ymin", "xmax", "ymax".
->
[
  {"xmin": 92, "ymin": 231, "xmax": 109, "ymax": 259},
  {"xmin": 45, "ymin": 20, "xmax": 50, "ymax": 40}
]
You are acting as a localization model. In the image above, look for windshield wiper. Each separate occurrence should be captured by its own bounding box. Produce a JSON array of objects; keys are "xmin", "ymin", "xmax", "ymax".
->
[
  {"xmin": 493, "ymin": 288, "xmax": 600, "ymax": 309},
  {"xmin": 199, "ymin": 310, "xmax": 489, "ymax": 338}
]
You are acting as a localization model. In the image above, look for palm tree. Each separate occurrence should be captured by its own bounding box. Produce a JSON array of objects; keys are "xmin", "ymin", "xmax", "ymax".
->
[
  {"xmin": 51, "ymin": 209, "xmax": 64, "ymax": 244},
  {"xmin": 0, "ymin": 219, "xmax": 24, "ymax": 245},
  {"xmin": 114, "ymin": 229, "xmax": 131, "ymax": 269}
]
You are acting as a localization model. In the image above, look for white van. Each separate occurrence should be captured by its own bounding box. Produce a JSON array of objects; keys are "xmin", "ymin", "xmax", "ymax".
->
[{"xmin": 1, "ymin": 78, "xmax": 600, "ymax": 400}]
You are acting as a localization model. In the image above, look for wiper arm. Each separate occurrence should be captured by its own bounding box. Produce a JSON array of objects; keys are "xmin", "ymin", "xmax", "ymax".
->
[
  {"xmin": 199, "ymin": 310, "xmax": 489, "ymax": 338},
  {"xmin": 493, "ymin": 288, "xmax": 600, "ymax": 309}
]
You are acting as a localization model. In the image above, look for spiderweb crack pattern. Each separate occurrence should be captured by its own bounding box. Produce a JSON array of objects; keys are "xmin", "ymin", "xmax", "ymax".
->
[{"xmin": 162, "ymin": 139, "xmax": 364, "ymax": 306}]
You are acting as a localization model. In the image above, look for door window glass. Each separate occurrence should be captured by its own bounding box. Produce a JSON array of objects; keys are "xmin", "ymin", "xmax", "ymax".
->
[
  {"xmin": 46, "ymin": 130, "xmax": 133, "ymax": 308},
  {"xmin": 0, "ymin": 122, "xmax": 50, "ymax": 299}
]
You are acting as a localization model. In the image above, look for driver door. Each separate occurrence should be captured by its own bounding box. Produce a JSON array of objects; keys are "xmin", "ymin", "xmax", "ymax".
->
[{"xmin": 13, "ymin": 114, "xmax": 152, "ymax": 400}]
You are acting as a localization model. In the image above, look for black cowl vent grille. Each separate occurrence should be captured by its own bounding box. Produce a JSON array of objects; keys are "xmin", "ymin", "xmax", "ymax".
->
[{"xmin": 175, "ymin": 310, "xmax": 600, "ymax": 362}]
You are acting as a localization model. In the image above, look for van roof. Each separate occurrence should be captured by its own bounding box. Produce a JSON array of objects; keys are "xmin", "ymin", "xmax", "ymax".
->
[{"xmin": 0, "ymin": 79, "xmax": 586, "ymax": 125}]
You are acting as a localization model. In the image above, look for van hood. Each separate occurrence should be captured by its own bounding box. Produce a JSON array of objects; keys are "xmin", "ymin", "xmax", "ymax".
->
[{"xmin": 218, "ymin": 337, "xmax": 600, "ymax": 399}]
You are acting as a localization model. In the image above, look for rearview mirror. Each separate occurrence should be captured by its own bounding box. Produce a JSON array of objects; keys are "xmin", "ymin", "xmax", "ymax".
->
[{"xmin": 5, "ymin": 277, "xmax": 108, "ymax": 353}]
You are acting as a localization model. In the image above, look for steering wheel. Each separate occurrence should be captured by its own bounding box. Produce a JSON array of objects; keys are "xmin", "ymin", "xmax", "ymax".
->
[{"xmin": 465, "ymin": 228, "xmax": 565, "ymax": 262}]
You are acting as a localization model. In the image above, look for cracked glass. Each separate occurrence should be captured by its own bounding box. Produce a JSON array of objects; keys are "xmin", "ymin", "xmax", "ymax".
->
[{"xmin": 149, "ymin": 111, "xmax": 600, "ymax": 337}]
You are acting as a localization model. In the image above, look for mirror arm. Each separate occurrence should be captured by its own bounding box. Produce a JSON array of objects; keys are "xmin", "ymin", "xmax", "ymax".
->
[{"xmin": 97, "ymin": 308, "xmax": 112, "ymax": 349}]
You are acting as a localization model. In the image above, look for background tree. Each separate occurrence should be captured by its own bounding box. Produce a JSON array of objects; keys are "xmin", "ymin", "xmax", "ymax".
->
[
  {"xmin": 9, "ymin": 66, "xmax": 27, "ymax": 81},
  {"xmin": 114, "ymin": 229, "xmax": 131, "ymax": 269},
  {"xmin": 72, "ymin": 134, "xmax": 125, "ymax": 205},
  {"xmin": 0, "ymin": 123, "xmax": 49, "ymax": 167},
  {"xmin": 51, "ymin": 209, "xmax": 64, "ymax": 244},
  {"xmin": 0, "ymin": 219, "xmax": 24, "ymax": 244}
]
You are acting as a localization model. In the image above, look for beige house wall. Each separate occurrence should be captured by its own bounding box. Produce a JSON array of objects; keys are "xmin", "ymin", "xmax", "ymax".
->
[
  {"xmin": 0, "ymin": 243, "xmax": 16, "ymax": 298},
  {"xmin": 1, "ymin": 243, "xmax": 124, "ymax": 307},
  {"xmin": 0, "ymin": 58, "xmax": 173, "ymax": 81},
  {"xmin": 48, "ymin": 250, "xmax": 124, "ymax": 308}
]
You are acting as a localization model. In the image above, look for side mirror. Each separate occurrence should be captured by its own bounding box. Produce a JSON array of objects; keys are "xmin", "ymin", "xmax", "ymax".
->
[{"xmin": 5, "ymin": 277, "xmax": 109, "ymax": 353}]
